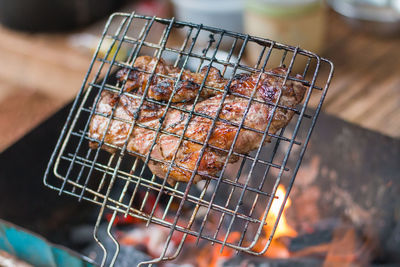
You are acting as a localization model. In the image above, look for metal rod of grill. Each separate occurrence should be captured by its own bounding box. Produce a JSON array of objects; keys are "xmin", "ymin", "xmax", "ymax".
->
[{"xmin": 44, "ymin": 12, "xmax": 334, "ymax": 266}]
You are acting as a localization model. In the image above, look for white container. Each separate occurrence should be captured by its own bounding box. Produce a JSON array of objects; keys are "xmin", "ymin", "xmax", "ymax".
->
[
  {"xmin": 244, "ymin": 0, "xmax": 327, "ymax": 71},
  {"xmin": 171, "ymin": 0, "xmax": 244, "ymax": 49}
]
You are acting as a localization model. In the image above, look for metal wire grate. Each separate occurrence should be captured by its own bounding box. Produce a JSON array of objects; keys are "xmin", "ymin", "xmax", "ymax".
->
[{"xmin": 44, "ymin": 12, "xmax": 334, "ymax": 266}]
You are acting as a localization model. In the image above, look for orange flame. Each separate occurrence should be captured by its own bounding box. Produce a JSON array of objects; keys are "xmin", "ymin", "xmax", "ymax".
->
[
  {"xmin": 203, "ymin": 184, "xmax": 298, "ymax": 265},
  {"xmin": 251, "ymin": 184, "xmax": 297, "ymax": 258},
  {"xmin": 264, "ymin": 184, "xmax": 298, "ymax": 239}
]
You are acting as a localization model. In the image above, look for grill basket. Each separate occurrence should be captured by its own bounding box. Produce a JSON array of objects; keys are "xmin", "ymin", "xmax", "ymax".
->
[{"xmin": 44, "ymin": 12, "xmax": 334, "ymax": 266}]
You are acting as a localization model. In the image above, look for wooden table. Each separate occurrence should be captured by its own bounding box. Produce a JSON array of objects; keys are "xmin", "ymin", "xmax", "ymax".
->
[
  {"xmin": 320, "ymin": 12, "xmax": 400, "ymax": 138},
  {"xmin": 0, "ymin": 11, "xmax": 399, "ymax": 151}
]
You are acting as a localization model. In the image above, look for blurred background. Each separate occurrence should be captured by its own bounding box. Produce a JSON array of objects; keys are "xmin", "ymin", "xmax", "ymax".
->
[{"xmin": 0, "ymin": 0, "xmax": 399, "ymax": 151}]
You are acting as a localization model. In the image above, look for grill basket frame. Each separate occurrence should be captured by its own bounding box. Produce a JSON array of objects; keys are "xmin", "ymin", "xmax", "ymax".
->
[{"xmin": 44, "ymin": 12, "xmax": 334, "ymax": 266}]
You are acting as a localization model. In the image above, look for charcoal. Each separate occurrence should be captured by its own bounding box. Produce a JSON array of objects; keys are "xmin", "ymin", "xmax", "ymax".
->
[{"xmin": 289, "ymin": 229, "xmax": 333, "ymax": 252}]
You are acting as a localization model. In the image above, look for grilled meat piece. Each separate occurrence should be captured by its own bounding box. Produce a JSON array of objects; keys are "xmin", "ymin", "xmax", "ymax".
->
[
  {"xmin": 89, "ymin": 61, "xmax": 306, "ymax": 184},
  {"xmin": 88, "ymin": 91, "xmax": 230, "ymax": 184},
  {"xmin": 116, "ymin": 56, "xmax": 227, "ymax": 103},
  {"xmin": 117, "ymin": 56, "xmax": 304, "ymax": 106}
]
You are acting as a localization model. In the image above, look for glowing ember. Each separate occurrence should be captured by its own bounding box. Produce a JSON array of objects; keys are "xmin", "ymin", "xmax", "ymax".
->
[
  {"xmin": 111, "ymin": 185, "xmax": 298, "ymax": 265},
  {"xmin": 197, "ymin": 232, "xmax": 241, "ymax": 267}
]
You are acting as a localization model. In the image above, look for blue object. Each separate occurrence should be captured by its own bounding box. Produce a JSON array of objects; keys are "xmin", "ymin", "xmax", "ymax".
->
[{"xmin": 0, "ymin": 219, "xmax": 96, "ymax": 267}]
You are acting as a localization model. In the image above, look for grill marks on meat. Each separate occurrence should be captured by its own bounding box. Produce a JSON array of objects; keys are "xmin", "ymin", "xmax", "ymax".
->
[
  {"xmin": 89, "ymin": 56, "xmax": 307, "ymax": 184},
  {"xmin": 88, "ymin": 92, "xmax": 163, "ymax": 154},
  {"xmin": 88, "ymin": 92, "xmax": 231, "ymax": 184},
  {"xmin": 116, "ymin": 56, "xmax": 226, "ymax": 103}
]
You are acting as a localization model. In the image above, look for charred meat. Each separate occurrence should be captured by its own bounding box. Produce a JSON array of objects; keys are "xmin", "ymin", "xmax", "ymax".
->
[{"xmin": 88, "ymin": 56, "xmax": 306, "ymax": 184}]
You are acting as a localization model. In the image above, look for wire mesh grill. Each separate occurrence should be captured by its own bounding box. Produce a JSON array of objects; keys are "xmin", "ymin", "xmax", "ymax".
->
[{"xmin": 44, "ymin": 12, "xmax": 334, "ymax": 266}]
